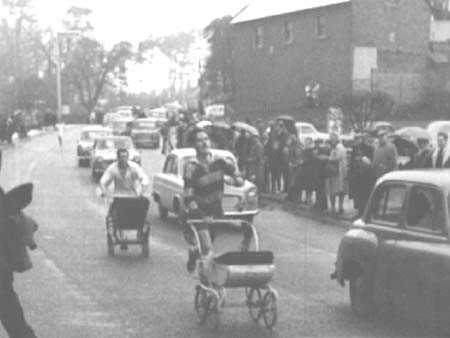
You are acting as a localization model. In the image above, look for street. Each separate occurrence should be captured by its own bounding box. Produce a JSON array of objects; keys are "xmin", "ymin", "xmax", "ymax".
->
[{"xmin": 0, "ymin": 127, "xmax": 439, "ymax": 338}]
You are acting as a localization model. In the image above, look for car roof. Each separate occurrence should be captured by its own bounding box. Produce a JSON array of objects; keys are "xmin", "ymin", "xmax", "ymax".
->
[
  {"xmin": 82, "ymin": 125, "xmax": 111, "ymax": 132},
  {"xmin": 379, "ymin": 169, "xmax": 450, "ymax": 190},
  {"xmin": 295, "ymin": 122, "xmax": 313, "ymax": 126},
  {"xmin": 169, "ymin": 148, "xmax": 235, "ymax": 159}
]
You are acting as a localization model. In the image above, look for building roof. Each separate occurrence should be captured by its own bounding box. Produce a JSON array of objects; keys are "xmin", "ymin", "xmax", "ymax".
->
[
  {"xmin": 379, "ymin": 169, "xmax": 450, "ymax": 189},
  {"xmin": 231, "ymin": 0, "xmax": 351, "ymax": 24}
]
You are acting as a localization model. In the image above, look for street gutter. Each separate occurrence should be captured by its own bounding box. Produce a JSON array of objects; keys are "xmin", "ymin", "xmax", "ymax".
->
[{"xmin": 260, "ymin": 193, "xmax": 353, "ymax": 229}]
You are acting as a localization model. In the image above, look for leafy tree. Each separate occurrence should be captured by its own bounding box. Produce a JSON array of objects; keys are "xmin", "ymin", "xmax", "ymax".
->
[
  {"xmin": 334, "ymin": 91, "xmax": 396, "ymax": 132},
  {"xmin": 200, "ymin": 16, "xmax": 234, "ymax": 105},
  {"xmin": 64, "ymin": 37, "xmax": 132, "ymax": 113}
]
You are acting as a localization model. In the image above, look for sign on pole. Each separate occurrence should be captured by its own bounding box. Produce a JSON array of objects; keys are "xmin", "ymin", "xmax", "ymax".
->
[
  {"xmin": 327, "ymin": 106, "xmax": 343, "ymax": 134},
  {"xmin": 205, "ymin": 104, "xmax": 225, "ymax": 118}
]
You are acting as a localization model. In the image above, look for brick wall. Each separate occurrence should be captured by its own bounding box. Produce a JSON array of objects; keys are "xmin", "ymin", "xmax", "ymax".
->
[
  {"xmin": 352, "ymin": 0, "xmax": 431, "ymax": 56},
  {"xmin": 231, "ymin": 3, "xmax": 352, "ymax": 118}
]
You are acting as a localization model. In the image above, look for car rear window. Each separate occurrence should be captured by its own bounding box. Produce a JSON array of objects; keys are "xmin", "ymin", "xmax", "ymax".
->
[{"xmin": 370, "ymin": 184, "xmax": 407, "ymax": 225}]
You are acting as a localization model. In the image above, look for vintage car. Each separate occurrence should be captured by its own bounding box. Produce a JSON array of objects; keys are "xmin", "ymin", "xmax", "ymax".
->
[
  {"xmin": 76, "ymin": 125, "xmax": 112, "ymax": 167},
  {"xmin": 90, "ymin": 136, "xmax": 141, "ymax": 182},
  {"xmin": 295, "ymin": 122, "xmax": 329, "ymax": 143},
  {"xmin": 105, "ymin": 117, "xmax": 134, "ymax": 136},
  {"xmin": 332, "ymin": 169, "xmax": 450, "ymax": 333},
  {"xmin": 130, "ymin": 118, "xmax": 161, "ymax": 148},
  {"xmin": 152, "ymin": 148, "xmax": 258, "ymax": 221}
]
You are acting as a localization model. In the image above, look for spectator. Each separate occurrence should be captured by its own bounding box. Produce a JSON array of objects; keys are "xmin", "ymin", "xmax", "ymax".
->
[
  {"xmin": 325, "ymin": 133, "xmax": 348, "ymax": 214},
  {"xmin": 246, "ymin": 134, "xmax": 265, "ymax": 190},
  {"xmin": 235, "ymin": 130, "xmax": 250, "ymax": 173},
  {"xmin": 413, "ymin": 138, "xmax": 432, "ymax": 168},
  {"xmin": 299, "ymin": 137, "xmax": 315, "ymax": 204},
  {"xmin": 431, "ymin": 132, "xmax": 450, "ymax": 168},
  {"xmin": 312, "ymin": 139, "xmax": 329, "ymax": 212},
  {"xmin": 349, "ymin": 147, "xmax": 377, "ymax": 218},
  {"xmin": 277, "ymin": 122, "xmax": 290, "ymax": 193},
  {"xmin": 285, "ymin": 133, "xmax": 303, "ymax": 201},
  {"xmin": 372, "ymin": 130, "xmax": 398, "ymax": 178}
]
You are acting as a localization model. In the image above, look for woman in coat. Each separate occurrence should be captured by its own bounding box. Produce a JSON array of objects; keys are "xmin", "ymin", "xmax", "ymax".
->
[
  {"xmin": 246, "ymin": 134, "xmax": 265, "ymax": 191},
  {"xmin": 325, "ymin": 133, "xmax": 348, "ymax": 214}
]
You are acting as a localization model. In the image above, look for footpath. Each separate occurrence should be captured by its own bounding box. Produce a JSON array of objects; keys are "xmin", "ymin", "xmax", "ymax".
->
[{"xmin": 260, "ymin": 191, "xmax": 357, "ymax": 228}]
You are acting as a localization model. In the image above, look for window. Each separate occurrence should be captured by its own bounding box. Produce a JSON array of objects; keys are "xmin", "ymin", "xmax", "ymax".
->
[
  {"xmin": 371, "ymin": 184, "xmax": 407, "ymax": 225},
  {"xmin": 301, "ymin": 126, "xmax": 315, "ymax": 134},
  {"xmin": 163, "ymin": 156, "xmax": 174, "ymax": 174},
  {"xmin": 255, "ymin": 26, "xmax": 264, "ymax": 48},
  {"xmin": 283, "ymin": 21, "xmax": 293, "ymax": 44},
  {"xmin": 406, "ymin": 186, "xmax": 446, "ymax": 234},
  {"xmin": 316, "ymin": 14, "xmax": 327, "ymax": 39}
]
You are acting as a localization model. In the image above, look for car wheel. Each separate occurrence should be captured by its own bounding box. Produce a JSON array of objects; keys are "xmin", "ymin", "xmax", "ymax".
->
[
  {"xmin": 158, "ymin": 203, "xmax": 168, "ymax": 220},
  {"xmin": 349, "ymin": 275, "xmax": 376, "ymax": 317}
]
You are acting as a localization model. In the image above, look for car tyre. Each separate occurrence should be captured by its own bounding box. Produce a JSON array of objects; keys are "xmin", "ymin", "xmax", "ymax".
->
[
  {"xmin": 349, "ymin": 275, "xmax": 376, "ymax": 318},
  {"xmin": 158, "ymin": 203, "xmax": 168, "ymax": 220}
]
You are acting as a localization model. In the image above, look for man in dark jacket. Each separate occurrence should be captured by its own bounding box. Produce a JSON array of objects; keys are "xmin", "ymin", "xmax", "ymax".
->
[
  {"xmin": 0, "ymin": 183, "xmax": 39, "ymax": 338},
  {"xmin": 413, "ymin": 138, "xmax": 432, "ymax": 168}
]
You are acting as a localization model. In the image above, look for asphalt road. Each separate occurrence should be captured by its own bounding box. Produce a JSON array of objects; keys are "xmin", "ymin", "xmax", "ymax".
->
[{"xmin": 0, "ymin": 126, "xmax": 441, "ymax": 338}]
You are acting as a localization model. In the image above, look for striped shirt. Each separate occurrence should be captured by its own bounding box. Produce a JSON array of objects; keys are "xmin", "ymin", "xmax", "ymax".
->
[{"xmin": 183, "ymin": 155, "xmax": 235, "ymax": 218}]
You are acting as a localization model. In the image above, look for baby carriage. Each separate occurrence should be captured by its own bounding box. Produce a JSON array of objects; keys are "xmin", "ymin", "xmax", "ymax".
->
[
  {"xmin": 105, "ymin": 196, "xmax": 150, "ymax": 257},
  {"xmin": 187, "ymin": 216, "xmax": 278, "ymax": 331}
]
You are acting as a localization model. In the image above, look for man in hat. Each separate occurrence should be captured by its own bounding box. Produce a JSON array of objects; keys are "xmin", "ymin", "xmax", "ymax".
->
[
  {"xmin": 372, "ymin": 130, "xmax": 398, "ymax": 178},
  {"xmin": 413, "ymin": 138, "xmax": 432, "ymax": 169}
]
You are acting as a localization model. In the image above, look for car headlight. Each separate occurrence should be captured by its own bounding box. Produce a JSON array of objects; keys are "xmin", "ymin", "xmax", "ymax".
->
[
  {"xmin": 95, "ymin": 156, "xmax": 104, "ymax": 164},
  {"xmin": 245, "ymin": 188, "xmax": 258, "ymax": 210}
]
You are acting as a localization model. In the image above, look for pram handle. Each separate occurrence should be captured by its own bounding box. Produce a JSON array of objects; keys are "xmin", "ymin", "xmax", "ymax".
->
[
  {"xmin": 186, "ymin": 219, "xmax": 251, "ymax": 227},
  {"xmin": 186, "ymin": 218, "xmax": 259, "ymax": 252}
]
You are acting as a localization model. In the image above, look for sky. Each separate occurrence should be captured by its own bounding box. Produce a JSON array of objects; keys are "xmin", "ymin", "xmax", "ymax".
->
[
  {"xmin": 32, "ymin": 0, "xmax": 249, "ymax": 46},
  {"xmin": 28, "ymin": 0, "xmax": 252, "ymax": 94}
]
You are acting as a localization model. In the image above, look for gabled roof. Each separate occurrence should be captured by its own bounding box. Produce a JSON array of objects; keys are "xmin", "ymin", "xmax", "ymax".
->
[{"xmin": 231, "ymin": 0, "xmax": 351, "ymax": 24}]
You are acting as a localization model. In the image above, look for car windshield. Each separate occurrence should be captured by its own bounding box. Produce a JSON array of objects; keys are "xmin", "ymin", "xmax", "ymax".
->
[
  {"xmin": 81, "ymin": 130, "xmax": 110, "ymax": 140},
  {"xmin": 135, "ymin": 121, "xmax": 156, "ymax": 129},
  {"xmin": 96, "ymin": 138, "xmax": 131, "ymax": 150}
]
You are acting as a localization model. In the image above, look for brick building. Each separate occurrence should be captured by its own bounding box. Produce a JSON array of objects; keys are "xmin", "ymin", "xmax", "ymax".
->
[{"xmin": 230, "ymin": 0, "xmax": 445, "ymax": 119}]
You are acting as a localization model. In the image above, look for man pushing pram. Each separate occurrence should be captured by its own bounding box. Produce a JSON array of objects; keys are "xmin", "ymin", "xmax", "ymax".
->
[
  {"xmin": 182, "ymin": 128, "xmax": 252, "ymax": 273},
  {"xmin": 99, "ymin": 148, "xmax": 150, "ymax": 253}
]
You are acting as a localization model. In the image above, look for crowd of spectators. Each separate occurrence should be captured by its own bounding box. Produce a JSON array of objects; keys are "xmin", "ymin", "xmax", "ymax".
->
[{"xmin": 162, "ymin": 113, "xmax": 450, "ymax": 218}]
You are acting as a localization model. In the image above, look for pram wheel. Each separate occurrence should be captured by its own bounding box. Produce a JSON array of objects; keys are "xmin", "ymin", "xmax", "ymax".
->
[
  {"xmin": 262, "ymin": 290, "xmax": 277, "ymax": 330},
  {"xmin": 246, "ymin": 288, "xmax": 263, "ymax": 322},
  {"xmin": 205, "ymin": 294, "xmax": 220, "ymax": 331},
  {"xmin": 195, "ymin": 287, "xmax": 208, "ymax": 324}
]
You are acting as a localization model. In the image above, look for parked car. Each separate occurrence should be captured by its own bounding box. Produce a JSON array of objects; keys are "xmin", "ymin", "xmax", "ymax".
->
[
  {"xmin": 295, "ymin": 122, "xmax": 329, "ymax": 143},
  {"xmin": 331, "ymin": 169, "xmax": 450, "ymax": 334},
  {"xmin": 130, "ymin": 118, "xmax": 160, "ymax": 148},
  {"xmin": 152, "ymin": 148, "xmax": 258, "ymax": 221},
  {"xmin": 105, "ymin": 117, "xmax": 134, "ymax": 136},
  {"xmin": 76, "ymin": 125, "xmax": 112, "ymax": 167},
  {"xmin": 90, "ymin": 136, "xmax": 141, "ymax": 182}
]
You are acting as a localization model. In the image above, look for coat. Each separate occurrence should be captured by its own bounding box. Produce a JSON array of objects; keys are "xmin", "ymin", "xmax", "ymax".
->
[
  {"xmin": 413, "ymin": 148, "xmax": 433, "ymax": 169},
  {"xmin": 431, "ymin": 146, "xmax": 450, "ymax": 168},
  {"xmin": 246, "ymin": 137, "xmax": 265, "ymax": 189}
]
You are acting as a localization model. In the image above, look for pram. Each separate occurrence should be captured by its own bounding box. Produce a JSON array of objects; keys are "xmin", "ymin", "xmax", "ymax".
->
[
  {"xmin": 105, "ymin": 196, "xmax": 150, "ymax": 257},
  {"xmin": 187, "ymin": 216, "xmax": 278, "ymax": 331}
]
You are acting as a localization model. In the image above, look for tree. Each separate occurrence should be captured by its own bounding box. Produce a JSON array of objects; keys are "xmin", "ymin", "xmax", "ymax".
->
[
  {"xmin": 200, "ymin": 16, "xmax": 234, "ymax": 105},
  {"xmin": 335, "ymin": 91, "xmax": 396, "ymax": 132},
  {"xmin": 64, "ymin": 37, "xmax": 132, "ymax": 114},
  {"xmin": 0, "ymin": 0, "xmax": 52, "ymax": 114}
]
